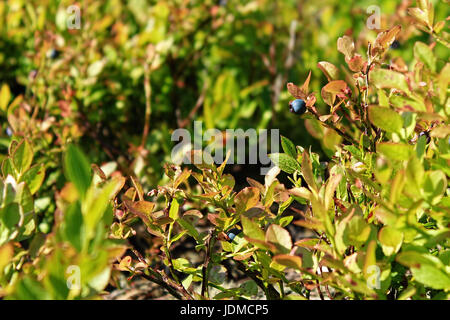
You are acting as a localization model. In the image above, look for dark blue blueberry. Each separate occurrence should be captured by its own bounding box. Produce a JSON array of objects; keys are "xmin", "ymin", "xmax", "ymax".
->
[
  {"xmin": 47, "ymin": 48, "xmax": 60, "ymax": 59},
  {"xmin": 390, "ymin": 40, "xmax": 400, "ymax": 50},
  {"xmin": 226, "ymin": 228, "xmax": 242, "ymax": 242},
  {"xmin": 289, "ymin": 99, "xmax": 306, "ymax": 115}
]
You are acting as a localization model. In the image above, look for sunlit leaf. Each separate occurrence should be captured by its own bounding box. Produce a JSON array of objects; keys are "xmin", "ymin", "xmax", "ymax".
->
[
  {"xmin": 368, "ymin": 106, "xmax": 403, "ymax": 133},
  {"xmin": 64, "ymin": 145, "xmax": 92, "ymax": 197}
]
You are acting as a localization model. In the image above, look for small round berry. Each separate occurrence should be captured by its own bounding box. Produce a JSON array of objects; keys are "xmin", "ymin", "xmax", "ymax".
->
[
  {"xmin": 47, "ymin": 48, "xmax": 60, "ymax": 59},
  {"xmin": 390, "ymin": 40, "xmax": 400, "ymax": 50},
  {"xmin": 289, "ymin": 99, "xmax": 306, "ymax": 115},
  {"xmin": 226, "ymin": 228, "xmax": 242, "ymax": 242}
]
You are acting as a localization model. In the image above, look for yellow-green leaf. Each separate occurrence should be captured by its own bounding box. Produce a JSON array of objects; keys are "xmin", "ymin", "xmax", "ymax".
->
[
  {"xmin": 265, "ymin": 224, "xmax": 292, "ymax": 253},
  {"xmin": 368, "ymin": 106, "xmax": 403, "ymax": 133},
  {"xmin": 0, "ymin": 83, "xmax": 11, "ymax": 111},
  {"xmin": 371, "ymin": 69, "xmax": 410, "ymax": 94},
  {"xmin": 272, "ymin": 254, "xmax": 302, "ymax": 270},
  {"xmin": 378, "ymin": 226, "xmax": 403, "ymax": 256}
]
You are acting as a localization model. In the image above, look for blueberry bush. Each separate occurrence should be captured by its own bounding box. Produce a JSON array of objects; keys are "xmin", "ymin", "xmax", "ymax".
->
[{"xmin": 0, "ymin": 0, "xmax": 449, "ymax": 300}]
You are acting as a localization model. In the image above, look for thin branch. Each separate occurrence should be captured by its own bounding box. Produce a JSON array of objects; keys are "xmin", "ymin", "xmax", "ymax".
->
[
  {"xmin": 132, "ymin": 249, "xmax": 193, "ymax": 300},
  {"xmin": 201, "ymin": 230, "xmax": 214, "ymax": 298},
  {"xmin": 316, "ymin": 279, "xmax": 325, "ymax": 300},
  {"xmin": 234, "ymin": 260, "xmax": 281, "ymax": 300},
  {"xmin": 177, "ymin": 82, "xmax": 208, "ymax": 128},
  {"xmin": 270, "ymin": 19, "xmax": 298, "ymax": 120},
  {"xmin": 140, "ymin": 63, "xmax": 152, "ymax": 148}
]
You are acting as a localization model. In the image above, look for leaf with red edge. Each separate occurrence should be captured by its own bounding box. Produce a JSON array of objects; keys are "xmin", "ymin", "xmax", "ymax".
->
[
  {"xmin": 287, "ymin": 82, "xmax": 306, "ymax": 99},
  {"xmin": 346, "ymin": 54, "xmax": 365, "ymax": 72},
  {"xmin": 321, "ymin": 80, "xmax": 349, "ymax": 107},
  {"xmin": 317, "ymin": 61, "xmax": 340, "ymax": 81},
  {"xmin": 372, "ymin": 25, "xmax": 402, "ymax": 57},
  {"xmin": 234, "ymin": 187, "xmax": 260, "ymax": 214},
  {"xmin": 300, "ymin": 71, "xmax": 312, "ymax": 94},
  {"xmin": 118, "ymin": 256, "xmax": 132, "ymax": 271}
]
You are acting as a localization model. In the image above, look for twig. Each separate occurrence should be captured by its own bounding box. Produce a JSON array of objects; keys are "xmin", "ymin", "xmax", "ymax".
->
[
  {"xmin": 201, "ymin": 230, "xmax": 214, "ymax": 298},
  {"xmin": 177, "ymin": 82, "xmax": 208, "ymax": 128},
  {"xmin": 163, "ymin": 219, "xmax": 181, "ymax": 286},
  {"xmin": 307, "ymin": 104, "xmax": 365, "ymax": 149},
  {"xmin": 316, "ymin": 279, "xmax": 325, "ymax": 300},
  {"xmin": 140, "ymin": 63, "xmax": 152, "ymax": 148},
  {"xmin": 320, "ymin": 265, "xmax": 333, "ymax": 300},
  {"xmin": 138, "ymin": 271, "xmax": 183, "ymax": 300},
  {"xmin": 132, "ymin": 249, "xmax": 193, "ymax": 300},
  {"xmin": 431, "ymin": 31, "xmax": 450, "ymax": 48},
  {"xmin": 270, "ymin": 19, "xmax": 298, "ymax": 121},
  {"xmin": 234, "ymin": 260, "xmax": 281, "ymax": 300}
]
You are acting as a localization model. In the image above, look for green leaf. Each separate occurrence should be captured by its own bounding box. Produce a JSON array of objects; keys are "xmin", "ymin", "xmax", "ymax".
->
[
  {"xmin": 64, "ymin": 144, "xmax": 92, "ymax": 197},
  {"xmin": 87, "ymin": 266, "xmax": 111, "ymax": 293},
  {"xmin": 301, "ymin": 151, "xmax": 317, "ymax": 191},
  {"xmin": 396, "ymin": 251, "xmax": 444, "ymax": 269},
  {"xmin": 2, "ymin": 158, "xmax": 17, "ymax": 179},
  {"xmin": 390, "ymin": 95, "xmax": 425, "ymax": 111},
  {"xmin": 317, "ymin": 61, "xmax": 340, "ymax": 81},
  {"xmin": 234, "ymin": 187, "xmax": 260, "ymax": 214},
  {"xmin": 377, "ymin": 89, "xmax": 389, "ymax": 107},
  {"xmin": 324, "ymin": 173, "xmax": 342, "ymax": 210},
  {"xmin": 323, "ymin": 129, "xmax": 342, "ymax": 152},
  {"xmin": 279, "ymin": 215, "xmax": 293, "ymax": 227},
  {"xmin": 181, "ymin": 274, "xmax": 193, "ymax": 290},
  {"xmin": 378, "ymin": 226, "xmax": 403, "ymax": 256},
  {"xmin": 414, "ymin": 42, "xmax": 436, "ymax": 73},
  {"xmin": 14, "ymin": 182, "xmax": 35, "ymax": 241},
  {"xmin": 411, "ymin": 265, "xmax": 450, "ymax": 290},
  {"xmin": 0, "ymin": 202, "xmax": 20, "ymax": 230},
  {"xmin": 169, "ymin": 198, "xmax": 179, "ymax": 220},
  {"xmin": 363, "ymin": 240, "xmax": 377, "ymax": 279},
  {"xmin": 209, "ymin": 265, "xmax": 227, "ymax": 285},
  {"xmin": 377, "ymin": 142, "xmax": 413, "ymax": 161},
  {"xmin": 406, "ymin": 156, "xmax": 424, "ymax": 195},
  {"xmin": 13, "ymin": 277, "xmax": 50, "ymax": 299},
  {"xmin": 272, "ymin": 254, "xmax": 302, "ymax": 270},
  {"xmin": 12, "ymin": 140, "xmax": 33, "ymax": 175},
  {"xmin": 368, "ymin": 106, "xmax": 403, "ymax": 133},
  {"xmin": 241, "ymin": 216, "xmax": 265, "ymax": 242},
  {"xmin": 371, "ymin": 69, "xmax": 410, "ymax": 94},
  {"xmin": 87, "ymin": 60, "xmax": 105, "ymax": 77},
  {"xmin": 177, "ymin": 218, "xmax": 199, "ymax": 240},
  {"xmin": 82, "ymin": 177, "xmax": 120, "ymax": 237},
  {"xmin": 240, "ymin": 280, "xmax": 258, "ymax": 297},
  {"xmin": 265, "ymin": 224, "xmax": 292, "ymax": 253},
  {"xmin": 20, "ymin": 164, "xmax": 45, "ymax": 195},
  {"xmin": 172, "ymin": 258, "xmax": 197, "ymax": 274},
  {"xmin": 0, "ymin": 84, "xmax": 11, "ymax": 112},
  {"xmin": 64, "ymin": 201, "xmax": 84, "ymax": 252},
  {"xmin": 422, "ymin": 171, "xmax": 446, "ymax": 204},
  {"xmin": 397, "ymin": 286, "xmax": 417, "ymax": 300},
  {"xmin": 268, "ymin": 153, "xmax": 300, "ymax": 174},
  {"xmin": 283, "ymin": 294, "xmax": 308, "ymax": 300},
  {"xmin": 0, "ymin": 242, "xmax": 13, "ymax": 271},
  {"xmin": 281, "ymin": 136, "xmax": 297, "ymax": 159},
  {"xmin": 343, "ymin": 215, "xmax": 371, "ymax": 247}
]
